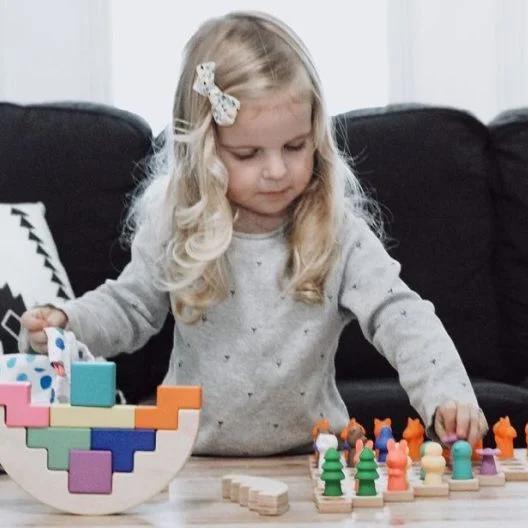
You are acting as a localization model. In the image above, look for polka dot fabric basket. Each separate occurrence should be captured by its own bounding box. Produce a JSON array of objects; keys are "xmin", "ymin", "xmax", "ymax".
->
[{"xmin": 0, "ymin": 353, "xmax": 55, "ymax": 403}]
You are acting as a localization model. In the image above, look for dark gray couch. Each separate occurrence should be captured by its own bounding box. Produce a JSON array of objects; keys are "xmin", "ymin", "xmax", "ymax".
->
[{"xmin": 1, "ymin": 101, "xmax": 527, "ymax": 445}]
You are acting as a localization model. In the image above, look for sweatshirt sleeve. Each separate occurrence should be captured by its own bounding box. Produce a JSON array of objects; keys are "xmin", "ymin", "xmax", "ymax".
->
[
  {"xmin": 338, "ymin": 212, "xmax": 482, "ymax": 439},
  {"xmin": 48, "ymin": 217, "xmax": 170, "ymax": 359}
]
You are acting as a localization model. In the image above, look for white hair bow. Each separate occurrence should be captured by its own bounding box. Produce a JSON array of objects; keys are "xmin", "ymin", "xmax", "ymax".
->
[{"xmin": 192, "ymin": 61, "xmax": 240, "ymax": 126}]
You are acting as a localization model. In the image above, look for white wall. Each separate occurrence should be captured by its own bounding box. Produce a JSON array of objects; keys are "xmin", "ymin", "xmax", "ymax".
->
[
  {"xmin": 0, "ymin": 0, "xmax": 111, "ymax": 104},
  {"xmin": 1, "ymin": 0, "xmax": 527, "ymax": 134},
  {"xmin": 110, "ymin": 0, "xmax": 390, "ymax": 134},
  {"xmin": 389, "ymin": 0, "xmax": 528, "ymax": 122}
]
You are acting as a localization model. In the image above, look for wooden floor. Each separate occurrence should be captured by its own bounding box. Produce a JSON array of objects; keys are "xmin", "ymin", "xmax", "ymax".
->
[{"xmin": 1, "ymin": 451, "xmax": 528, "ymax": 526}]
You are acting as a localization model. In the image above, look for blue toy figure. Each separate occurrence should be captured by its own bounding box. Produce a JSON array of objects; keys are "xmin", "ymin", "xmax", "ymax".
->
[
  {"xmin": 375, "ymin": 425, "xmax": 394, "ymax": 463},
  {"xmin": 451, "ymin": 440, "xmax": 473, "ymax": 480}
]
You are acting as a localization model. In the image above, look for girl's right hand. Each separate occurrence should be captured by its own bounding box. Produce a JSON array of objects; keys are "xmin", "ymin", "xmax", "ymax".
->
[{"xmin": 19, "ymin": 305, "xmax": 69, "ymax": 355}]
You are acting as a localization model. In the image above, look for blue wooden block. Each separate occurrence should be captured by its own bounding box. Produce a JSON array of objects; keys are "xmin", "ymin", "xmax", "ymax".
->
[
  {"xmin": 70, "ymin": 362, "xmax": 116, "ymax": 407},
  {"xmin": 91, "ymin": 428, "xmax": 156, "ymax": 472}
]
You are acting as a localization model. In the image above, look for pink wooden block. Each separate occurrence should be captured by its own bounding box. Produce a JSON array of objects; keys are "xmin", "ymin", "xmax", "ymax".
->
[
  {"xmin": 68, "ymin": 450, "xmax": 112, "ymax": 494},
  {"xmin": 0, "ymin": 382, "xmax": 49, "ymax": 427}
]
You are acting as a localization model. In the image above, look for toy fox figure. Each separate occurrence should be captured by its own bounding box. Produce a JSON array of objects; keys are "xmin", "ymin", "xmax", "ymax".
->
[
  {"xmin": 339, "ymin": 418, "xmax": 367, "ymax": 467},
  {"xmin": 493, "ymin": 416, "xmax": 517, "ymax": 459},
  {"xmin": 402, "ymin": 417, "xmax": 425, "ymax": 461}
]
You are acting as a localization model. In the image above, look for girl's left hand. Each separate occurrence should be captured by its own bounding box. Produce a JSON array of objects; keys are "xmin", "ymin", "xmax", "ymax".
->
[{"xmin": 433, "ymin": 401, "xmax": 489, "ymax": 447}]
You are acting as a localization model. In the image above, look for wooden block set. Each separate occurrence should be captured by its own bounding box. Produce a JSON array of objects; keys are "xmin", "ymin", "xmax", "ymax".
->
[
  {"xmin": 0, "ymin": 362, "xmax": 202, "ymax": 515},
  {"xmin": 309, "ymin": 415, "xmax": 528, "ymax": 513},
  {"xmin": 221, "ymin": 474, "xmax": 289, "ymax": 516}
]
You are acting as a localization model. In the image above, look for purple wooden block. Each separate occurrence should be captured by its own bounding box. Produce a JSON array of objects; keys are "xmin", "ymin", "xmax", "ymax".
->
[{"xmin": 68, "ymin": 449, "xmax": 112, "ymax": 494}]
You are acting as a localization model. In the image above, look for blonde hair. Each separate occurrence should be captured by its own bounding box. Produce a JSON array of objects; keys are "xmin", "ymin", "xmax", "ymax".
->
[{"xmin": 123, "ymin": 10, "xmax": 389, "ymax": 325}]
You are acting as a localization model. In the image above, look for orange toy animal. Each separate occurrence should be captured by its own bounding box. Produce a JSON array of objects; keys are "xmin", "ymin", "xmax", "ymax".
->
[
  {"xmin": 493, "ymin": 416, "xmax": 517, "ymax": 459},
  {"xmin": 311, "ymin": 418, "xmax": 331, "ymax": 466},
  {"xmin": 402, "ymin": 417, "xmax": 425, "ymax": 461},
  {"xmin": 386, "ymin": 439, "xmax": 409, "ymax": 491},
  {"xmin": 374, "ymin": 418, "xmax": 392, "ymax": 439},
  {"xmin": 340, "ymin": 418, "xmax": 367, "ymax": 467}
]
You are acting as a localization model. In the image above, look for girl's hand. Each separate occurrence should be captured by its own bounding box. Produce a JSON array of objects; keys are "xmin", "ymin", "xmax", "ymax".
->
[
  {"xmin": 433, "ymin": 400, "xmax": 488, "ymax": 447},
  {"xmin": 20, "ymin": 305, "xmax": 68, "ymax": 355}
]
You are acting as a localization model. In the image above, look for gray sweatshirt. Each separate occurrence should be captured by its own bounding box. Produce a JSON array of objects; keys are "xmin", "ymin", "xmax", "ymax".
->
[{"xmin": 41, "ymin": 206, "xmax": 479, "ymax": 456}]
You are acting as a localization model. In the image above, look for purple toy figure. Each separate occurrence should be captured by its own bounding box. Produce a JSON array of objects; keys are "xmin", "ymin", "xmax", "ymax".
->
[{"xmin": 476, "ymin": 447, "xmax": 501, "ymax": 475}]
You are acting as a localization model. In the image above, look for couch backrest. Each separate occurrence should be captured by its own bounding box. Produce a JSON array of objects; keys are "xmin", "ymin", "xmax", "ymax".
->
[
  {"xmin": 488, "ymin": 109, "xmax": 528, "ymax": 381},
  {"xmin": 0, "ymin": 102, "xmax": 172, "ymax": 402},
  {"xmin": 332, "ymin": 104, "xmax": 520, "ymax": 383}
]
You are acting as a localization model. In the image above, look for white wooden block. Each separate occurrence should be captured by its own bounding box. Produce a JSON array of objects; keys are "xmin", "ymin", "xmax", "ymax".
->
[
  {"xmin": 383, "ymin": 488, "xmax": 415, "ymax": 502},
  {"xmin": 50, "ymin": 403, "xmax": 136, "ymax": 428},
  {"xmin": 477, "ymin": 472, "xmax": 506, "ymax": 486},
  {"xmin": 448, "ymin": 478, "xmax": 479, "ymax": 491},
  {"xmin": 413, "ymin": 481, "xmax": 449, "ymax": 497}
]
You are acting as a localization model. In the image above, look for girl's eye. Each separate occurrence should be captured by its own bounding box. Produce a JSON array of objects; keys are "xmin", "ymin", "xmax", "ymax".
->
[{"xmin": 234, "ymin": 142, "xmax": 306, "ymax": 161}]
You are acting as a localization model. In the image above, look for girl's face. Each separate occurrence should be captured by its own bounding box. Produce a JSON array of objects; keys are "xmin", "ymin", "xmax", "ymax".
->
[{"xmin": 215, "ymin": 91, "xmax": 314, "ymax": 233}]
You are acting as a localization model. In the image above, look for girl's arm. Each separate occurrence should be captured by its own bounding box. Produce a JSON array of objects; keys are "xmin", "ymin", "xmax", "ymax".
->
[
  {"xmin": 50, "ymin": 217, "xmax": 170, "ymax": 358},
  {"xmin": 338, "ymin": 212, "xmax": 481, "ymax": 440}
]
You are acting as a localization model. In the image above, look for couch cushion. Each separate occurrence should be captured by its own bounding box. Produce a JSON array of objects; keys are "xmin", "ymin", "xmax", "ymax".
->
[
  {"xmin": 489, "ymin": 109, "xmax": 528, "ymax": 382},
  {"xmin": 333, "ymin": 105, "xmax": 507, "ymax": 381},
  {"xmin": 0, "ymin": 102, "xmax": 172, "ymax": 402}
]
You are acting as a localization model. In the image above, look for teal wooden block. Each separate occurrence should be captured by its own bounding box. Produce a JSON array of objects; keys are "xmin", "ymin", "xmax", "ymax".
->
[{"xmin": 71, "ymin": 362, "xmax": 116, "ymax": 407}]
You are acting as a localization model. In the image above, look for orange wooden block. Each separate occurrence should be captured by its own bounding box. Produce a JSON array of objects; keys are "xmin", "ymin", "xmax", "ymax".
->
[
  {"xmin": 135, "ymin": 386, "xmax": 202, "ymax": 430},
  {"xmin": 0, "ymin": 382, "xmax": 49, "ymax": 427}
]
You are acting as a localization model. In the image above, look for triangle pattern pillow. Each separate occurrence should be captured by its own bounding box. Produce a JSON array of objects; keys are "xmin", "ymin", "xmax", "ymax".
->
[{"xmin": 0, "ymin": 203, "xmax": 75, "ymax": 355}]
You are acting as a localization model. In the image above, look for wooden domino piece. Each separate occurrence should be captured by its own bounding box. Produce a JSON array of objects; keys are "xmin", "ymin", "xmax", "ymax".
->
[
  {"xmin": 135, "ymin": 386, "xmax": 202, "ymax": 430},
  {"xmin": 222, "ymin": 474, "xmax": 289, "ymax": 516},
  {"xmin": 0, "ymin": 382, "xmax": 49, "ymax": 427},
  {"xmin": 50, "ymin": 403, "xmax": 136, "ymax": 428}
]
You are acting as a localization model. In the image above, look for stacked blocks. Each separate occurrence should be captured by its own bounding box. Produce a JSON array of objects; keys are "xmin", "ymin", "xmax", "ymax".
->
[{"xmin": 0, "ymin": 360, "xmax": 202, "ymax": 514}]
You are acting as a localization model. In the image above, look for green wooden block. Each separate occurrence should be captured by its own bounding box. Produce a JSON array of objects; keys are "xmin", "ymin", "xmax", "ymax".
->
[
  {"xmin": 71, "ymin": 361, "xmax": 116, "ymax": 407},
  {"xmin": 27, "ymin": 427, "xmax": 91, "ymax": 470}
]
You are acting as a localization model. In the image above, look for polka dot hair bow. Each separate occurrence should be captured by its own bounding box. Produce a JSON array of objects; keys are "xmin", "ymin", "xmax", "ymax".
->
[{"xmin": 192, "ymin": 61, "xmax": 240, "ymax": 126}]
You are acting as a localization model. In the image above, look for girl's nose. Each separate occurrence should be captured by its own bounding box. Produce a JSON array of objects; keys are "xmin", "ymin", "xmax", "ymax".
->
[{"xmin": 263, "ymin": 152, "xmax": 288, "ymax": 179}]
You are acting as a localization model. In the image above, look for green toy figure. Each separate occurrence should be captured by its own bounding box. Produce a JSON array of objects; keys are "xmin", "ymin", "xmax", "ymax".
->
[
  {"xmin": 321, "ymin": 448, "xmax": 345, "ymax": 496},
  {"xmin": 451, "ymin": 440, "xmax": 473, "ymax": 480},
  {"xmin": 355, "ymin": 447, "xmax": 379, "ymax": 496}
]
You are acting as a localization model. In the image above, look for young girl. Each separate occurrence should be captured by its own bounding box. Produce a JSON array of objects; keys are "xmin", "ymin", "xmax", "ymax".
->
[{"xmin": 19, "ymin": 10, "xmax": 487, "ymax": 456}]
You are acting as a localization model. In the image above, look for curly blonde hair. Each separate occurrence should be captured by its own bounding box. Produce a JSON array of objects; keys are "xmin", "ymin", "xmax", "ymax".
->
[{"xmin": 123, "ymin": 10, "xmax": 388, "ymax": 324}]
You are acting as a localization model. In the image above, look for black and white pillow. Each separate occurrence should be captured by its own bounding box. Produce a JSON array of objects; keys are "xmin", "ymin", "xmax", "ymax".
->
[{"xmin": 0, "ymin": 203, "xmax": 74, "ymax": 355}]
